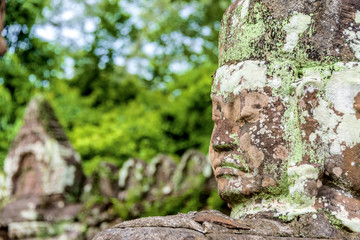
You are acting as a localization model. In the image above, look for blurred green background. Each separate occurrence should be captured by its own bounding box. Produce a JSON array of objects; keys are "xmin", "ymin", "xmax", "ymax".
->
[{"xmin": 0, "ymin": 0, "xmax": 229, "ymax": 174}]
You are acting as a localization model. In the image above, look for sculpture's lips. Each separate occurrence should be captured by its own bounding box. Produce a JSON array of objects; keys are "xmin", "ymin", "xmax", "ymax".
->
[
  {"xmin": 214, "ymin": 155, "xmax": 250, "ymax": 178},
  {"xmin": 215, "ymin": 166, "xmax": 244, "ymax": 177}
]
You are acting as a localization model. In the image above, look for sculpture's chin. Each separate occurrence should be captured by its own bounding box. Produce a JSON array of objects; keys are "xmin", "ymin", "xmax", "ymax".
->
[{"xmin": 217, "ymin": 176, "xmax": 261, "ymax": 204}]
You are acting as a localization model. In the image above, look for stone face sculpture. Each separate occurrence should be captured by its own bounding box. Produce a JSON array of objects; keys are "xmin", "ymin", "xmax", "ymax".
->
[
  {"xmin": 0, "ymin": 0, "xmax": 6, "ymax": 56},
  {"xmin": 210, "ymin": 0, "xmax": 360, "ymax": 232}
]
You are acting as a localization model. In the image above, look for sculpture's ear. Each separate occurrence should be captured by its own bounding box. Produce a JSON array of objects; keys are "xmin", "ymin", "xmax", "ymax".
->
[{"xmin": 0, "ymin": 0, "xmax": 6, "ymax": 56}]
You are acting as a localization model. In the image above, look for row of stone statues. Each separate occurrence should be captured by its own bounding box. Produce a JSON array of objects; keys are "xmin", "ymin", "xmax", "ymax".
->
[{"xmin": 0, "ymin": 97, "xmax": 215, "ymax": 240}]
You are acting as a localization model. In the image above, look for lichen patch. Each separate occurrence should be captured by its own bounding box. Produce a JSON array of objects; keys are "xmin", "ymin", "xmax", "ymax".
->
[
  {"xmin": 356, "ymin": 10, "xmax": 360, "ymax": 24},
  {"xmin": 283, "ymin": 12, "xmax": 311, "ymax": 52},
  {"xmin": 240, "ymin": 0, "xmax": 250, "ymax": 20},
  {"xmin": 213, "ymin": 61, "xmax": 267, "ymax": 99}
]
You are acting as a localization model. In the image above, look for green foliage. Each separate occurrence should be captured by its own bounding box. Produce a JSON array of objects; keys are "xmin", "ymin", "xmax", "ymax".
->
[
  {"xmin": 45, "ymin": 62, "xmax": 215, "ymax": 167},
  {"xmin": 0, "ymin": 0, "xmax": 228, "ymax": 217},
  {"xmin": 0, "ymin": 0, "xmax": 225, "ymax": 166},
  {"xmin": 207, "ymin": 188, "xmax": 227, "ymax": 211},
  {"xmin": 0, "ymin": 0, "xmax": 61, "ymax": 169}
]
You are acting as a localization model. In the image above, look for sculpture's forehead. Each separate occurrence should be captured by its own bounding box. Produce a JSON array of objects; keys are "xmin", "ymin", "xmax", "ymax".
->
[{"xmin": 211, "ymin": 61, "xmax": 267, "ymax": 99}]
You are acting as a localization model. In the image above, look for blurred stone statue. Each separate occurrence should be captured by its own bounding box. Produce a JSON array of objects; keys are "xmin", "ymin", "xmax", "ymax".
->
[
  {"xmin": 0, "ymin": 0, "xmax": 6, "ymax": 56},
  {"xmin": 94, "ymin": 0, "xmax": 360, "ymax": 239},
  {"xmin": 0, "ymin": 97, "xmax": 85, "ymax": 239}
]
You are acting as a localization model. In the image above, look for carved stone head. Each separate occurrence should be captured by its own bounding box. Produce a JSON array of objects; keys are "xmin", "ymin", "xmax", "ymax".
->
[
  {"xmin": 210, "ymin": 0, "xmax": 360, "ymax": 232},
  {"xmin": 0, "ymin": 0, "xmax": 6, "ymax": 56},
  {"xmin": 210, "ymin": 62, "xmax": 287, "ymax": 203}
]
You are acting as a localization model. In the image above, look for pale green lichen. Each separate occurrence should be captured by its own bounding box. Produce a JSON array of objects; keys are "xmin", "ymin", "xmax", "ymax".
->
[
  {"xmin": 9, "ymin": 222, "xmax": 56, "ymax": 238},
  {"xmin": 5, "ymin": 138, "xmax": 78, "ymax": 196},
  {"xmin": 231, "ymin": 196, "xmax": 316, "ymax": 221},
  {"xmin": 240, "ymin": 0, "xmax": 250, "ymax": 20},
  {"xmin": 219, "ymin": 2, "xmax": 268, "ymax": 65},
  {"xmin": 287, "ymin": 164, "xmax": 318, "ymax": 207},
  {"xmin": 293, "ymin": 73, "xmax": 322, "ymax": 96},
  {"xmin": 212, "ymin": 61, "xmax": 267, "ymax": 99},
  {"xmin": 282, "ymin": 97, "xmax": 306, "ymax": 166},
  {"xmin": 283, "ymin": 13, "xmax": 312, "ymax": 52},
  {"xmin": 43, "ymin": 139, "xmax": 77, "ymax": 194},
  {"xmin": 356, "ymin": 10, "xmax": 360, "ymax": 24},
  {"xmin": 231, "ymin": 154, "xmax": 249, "ymax": 173},
  {"xmin": 311, "ymin": 65, "xmax": 360, "ymax": 154},
  {"xmin": 118, "ymin": 159, "xmax": 135, "ymax": 188},
  {"xmin": 343, "ymin": 27, "xmax": 360, "ymax": 60},
  {"xmin": 229, "ymin": 134, "xmax": 240, "ymax": 145},
  {"xmin": 0, "ymin": 172, "xmax": 8, "ymax": 199},
  {"xmin": 326, "ymin": 65, "xmax": 360, "ymax": 114},
  {"xmin": 230, "ymin": 166, "xmax": 318, "ymax": 220},
  {"xmin": 337, "ymin": 115, "xmax": 360, "ymax": 147},
  {"xmin": 331, "ymin": 205, "xmax": 360, "ymax": 232},
  {"xmin": 20, "ymin": 208, "xmax": 38, "ymax": 221}
]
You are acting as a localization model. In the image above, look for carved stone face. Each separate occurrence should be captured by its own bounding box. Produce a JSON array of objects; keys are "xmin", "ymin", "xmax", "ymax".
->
[
  {"xmin": 209, "ymin": 62, "xmax": 360, "ymax": 212},
  {"xmin": 209, "ymin": 62, "xmax": 287, "ymax": 205},
  {"xmin": 212, "ymin": 0, "xmax": 360, "ymax": 231},
  {"xmin": 209, "ymin": 62, "xmax": 360, "ymax": 227}
]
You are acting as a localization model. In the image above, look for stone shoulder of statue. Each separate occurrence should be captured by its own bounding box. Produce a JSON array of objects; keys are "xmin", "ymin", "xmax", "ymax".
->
[{"xmin": 93, "ymin": 210, "xmax": 360, "ymax": 239}]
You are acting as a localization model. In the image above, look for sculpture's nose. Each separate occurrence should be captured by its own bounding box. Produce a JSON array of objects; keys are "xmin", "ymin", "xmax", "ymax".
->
[{"xmin": 210, "ymin": 119, "xmax": 238, "ymax": 152}]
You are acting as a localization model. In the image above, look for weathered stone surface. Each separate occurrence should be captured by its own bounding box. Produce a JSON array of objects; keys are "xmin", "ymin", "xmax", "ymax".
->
[
  {"xmin": 7, "ymin": 221, "xmax": 85, "ymax": 240},
  {"xmin": 113, "ymin": 211, "xmax": 205, "ymax": 233},
  {"xmin": 8, "ymin": 221, "xmax": 55, "ymax": 239},
  {"xmin": 92, "ymin": 210, "xmax": 360, "ymax": 239},
  {"xmin": 94, "ymin": 227, "xmax": 207, "ymax": 240},
  {"xmin": 0, "ymin": 0, "xmax": 6, "ymax": 56},
  {"xmin": 4, "ymin": 96, "xmax": 84, "ymax": 198},
  {"xmin": 96, "ymin": 162, "xmax": 119, "ymax": 198},
  {"xmin": 0, "ymin": 97, "xmax": 86, "ymax": 239},
  {"xmin": 146, "ymin": 154, "xmax": 177, "ymax": 200},
  {"xmin": 173, "ymin": 150, "xmax": 213, "ymax": 192},
  {"xmin": 219, "ymin": 0, "xmax": 360, "ymax": 65},
  {"xmin": 0, "ymin": 195, "xmax": 82, "ymax": 226},
  {"xmin": 118, "ymin": 158, "xmax": 148, "ymax": 201},
  {"xmin": 0, "ymin": 172, "xmax": 7, "ymax": 202}
]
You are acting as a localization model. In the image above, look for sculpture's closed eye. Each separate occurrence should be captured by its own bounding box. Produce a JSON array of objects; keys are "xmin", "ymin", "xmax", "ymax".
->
[{"xmin": 240, "ymin": 106, "xmax": 258, "ymax": 122}]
